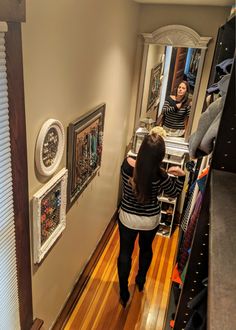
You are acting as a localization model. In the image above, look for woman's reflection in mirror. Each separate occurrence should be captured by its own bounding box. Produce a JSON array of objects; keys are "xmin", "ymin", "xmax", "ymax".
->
[{"xmin": 156, "ymin": 81, "xmax": 192, "ymax": 137}]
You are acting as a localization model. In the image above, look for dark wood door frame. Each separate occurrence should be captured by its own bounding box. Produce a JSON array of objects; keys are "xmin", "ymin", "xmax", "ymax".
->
[
  {"xmin": 6, "ymin": 22, "xmax": 34, "ymax": 330},
  {"xmin": 1, "ymin": 1, "xmax": 42, "ymax": 328}
]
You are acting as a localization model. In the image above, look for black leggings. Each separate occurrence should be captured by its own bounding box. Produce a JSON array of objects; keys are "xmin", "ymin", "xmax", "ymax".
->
[{"xmin": 117, "ymin": 219, "xmax": 158, "ymax": 292}]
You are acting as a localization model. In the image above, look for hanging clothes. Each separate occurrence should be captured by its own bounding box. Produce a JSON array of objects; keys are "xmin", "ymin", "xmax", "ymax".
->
[
  {"xmin": 181, "ymin": 160, "xmax": 204, "ymax": 232},
  {"xmin": 181, "ymin": 180, "xmax": 198, "ymax": 232},
  {"xmin": 189, "ymin": 95, "xmax": 226, "ymax": 158},
  {"xmin": 178, "ymin": 191, "xmax": 203, "ymax": 273},
  {"xmin": 178, "ymin": 167, "xmax": 209, "ymax": 273},
  {"xmin": 206, "ymin": 73, "xmax": 230, "ymax": 96},
  {"xmin": 215, "ymin": 58, "xmax": 234, "ymax": 75}
]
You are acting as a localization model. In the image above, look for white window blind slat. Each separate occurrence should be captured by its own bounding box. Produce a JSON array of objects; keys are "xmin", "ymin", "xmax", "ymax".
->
[
  {"xmin": 0, "ymin": 166, "xmax": 11, "ymax": 180},
  {"xmin": 1, "ymin": 258, "xmax": 17, "ymax": 280},
  {"xmin": 0, "ymin": 260, "xmax": 17, "ymax": 283},
  {"xmin": 0, "ymin": 308, "xmax": 20, "ymax": 330},
  {"xmin": 0, "ymin": 24, "xmax": 21, "ymax": 330},
  {"xmin": 0, "ymin": 190, "xmax": 13, "ymax": 206},
  {"xmin": 1, "ymin": 301, "xmax": 20, "ymax": 327},
  {"xmin": 0, "ymin": 207, "xmax": 14, "ymax": 222},
  {"xmin": 0, "ymin": 214, "xmax": 14, "ymax": 229},
  {"xmin": 0, "ymin": 195, "xmax": 13, "ymax": 211},
  {"xmin": 0, "ymin": 156, "xmax": 12, "ymax": 170},
  {"xmin": 0, "ymin": 199, "xmax": 14, "ymax": 215},
  {"xmin": 0, "ymin": 118, "xmax": 9, "ymax": 128},
  {"xmin": 0, "ymin": 220, "xmax": 14, "ymax": 240},
  {"xmin": 0, "ymin": 171, "xmax": 12, "ymax": 184},
  {"xmin": 0, "ymin": 186, "xmax": 13, "ymax": 205},
  {"xmin": 0, "ymin": 290, "xmax": 17, "ymax": 310},
  {"xmin": 0, "ymin": 130, "xmax": 10, "ymax": 140},
  {"xmin": 0, "ymin": 213, "xmax": 14, "ymax": 232},
  {"xmin": 0, "ymin": 105, "xmax": 8, "ymax": 112},
  {"xmin": 0, "ymin": 145, "xmax": 11, "ymax": 156},
  {"xmin": 1, "ymin": 292, "xmax": 19, "ymax": 313},
  {"xmin": 0, "ymin": 200, "xmax": 13, "ymax": 215},
  {"xmin": 0, "ymin": 136, "xmax": 10, "ymax": 150},
  {"xmin": 0, "ymin": 78, "xmax": 7, "ymax": 86},
  {"xmin": 1, "ymin": 290, "xmax": 19, "ymax": 315},
  {"xmin": 0, "ymin": 145, "xmax": 10, "ymax": 155},
  {"xmin": 0, "ymin": 242, "xmax": 15, "ymax": 261}
]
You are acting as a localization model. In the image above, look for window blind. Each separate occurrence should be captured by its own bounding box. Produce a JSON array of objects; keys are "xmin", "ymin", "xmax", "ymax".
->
[{"xmin": 0, "ymin": 22, "xmax": 21, "ymax": 330}]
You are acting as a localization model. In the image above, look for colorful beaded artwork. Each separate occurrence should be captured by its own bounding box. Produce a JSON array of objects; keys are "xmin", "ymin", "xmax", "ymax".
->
[{"xmin": 40, "ymin": 182, "xmax": 61, "ymax": 244}]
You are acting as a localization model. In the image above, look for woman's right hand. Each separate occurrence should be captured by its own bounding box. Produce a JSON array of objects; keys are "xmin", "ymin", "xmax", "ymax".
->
[{"xmin": 168, "ymin": 166, "xmax": 185, "ymax": 177}]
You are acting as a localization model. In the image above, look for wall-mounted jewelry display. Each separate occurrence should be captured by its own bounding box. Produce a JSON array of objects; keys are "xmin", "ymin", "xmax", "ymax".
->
[
  {"xmin": 67, "ymin": 103, "xmax": 106, "ymax": 210},
  {"xmin": 33, "ymin": 168, "xmax": 68, "ymax": 263},
  {"xmin": 35, "ymin": 119, "xmax": 65, "ymax": 176}
]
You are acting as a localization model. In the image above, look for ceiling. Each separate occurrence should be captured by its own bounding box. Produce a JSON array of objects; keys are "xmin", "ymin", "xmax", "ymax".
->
[{"xmin": 134, "ymin": 0, "xmax": 233, "ymax": 6}]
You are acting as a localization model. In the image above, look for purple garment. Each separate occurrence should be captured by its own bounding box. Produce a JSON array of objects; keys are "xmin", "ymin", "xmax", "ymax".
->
[{"xmin": 178, "ymin": 191, "xmax": 203, "ymax": 274}]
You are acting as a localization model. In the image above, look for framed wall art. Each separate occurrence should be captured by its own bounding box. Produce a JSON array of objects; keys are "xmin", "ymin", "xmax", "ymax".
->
[
  {"xmin": 33, "ymin": 168, "xmax": 68, "ymax": 263},
  {"xmin": 147, "ymin": 62, "xmax": 163, "ymax": 111},
  {"xmin": 67, "ymin": 103, "xmax": 106, "ymax": 209},
  {"xmin": 35, "ymin": 119, "xmax": 65, "ymax": 176}
]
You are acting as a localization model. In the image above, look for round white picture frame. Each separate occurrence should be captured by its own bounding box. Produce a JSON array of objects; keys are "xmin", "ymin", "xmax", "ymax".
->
[{"xmin": 35, "ymin": 119, "xmax": 65, "ymax": 176}]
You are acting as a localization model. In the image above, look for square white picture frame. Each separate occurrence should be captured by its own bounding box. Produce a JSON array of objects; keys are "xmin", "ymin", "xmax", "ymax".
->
[{"xmin": 33, "ymin": 168, "xmax": 68, "ymax": 263}]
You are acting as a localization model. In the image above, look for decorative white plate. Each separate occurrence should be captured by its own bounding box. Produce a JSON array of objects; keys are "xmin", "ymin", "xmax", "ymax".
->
[{"xmin": 35, "ymin": 119, "xmax": 65, "ymax": 176}]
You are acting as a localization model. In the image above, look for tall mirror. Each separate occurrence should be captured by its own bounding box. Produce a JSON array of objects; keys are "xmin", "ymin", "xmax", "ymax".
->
[{"xmin": 135, "ymin": 25, "xmax": 212, "ymax": 141}]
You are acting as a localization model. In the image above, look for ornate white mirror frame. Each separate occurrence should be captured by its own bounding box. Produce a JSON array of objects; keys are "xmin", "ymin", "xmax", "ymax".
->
[{"xmin": 135, "ymin": 25, "xmax": 212, "ymax": 140}]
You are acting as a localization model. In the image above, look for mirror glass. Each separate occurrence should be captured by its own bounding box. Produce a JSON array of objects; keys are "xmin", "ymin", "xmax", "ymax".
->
[
  {"xmin": 142, "ymin": 45, "xmax": 201, "ymax": 138},
  {"xmin": 135, "ymin": 25, "xmax": 211, "ymax": 142}
]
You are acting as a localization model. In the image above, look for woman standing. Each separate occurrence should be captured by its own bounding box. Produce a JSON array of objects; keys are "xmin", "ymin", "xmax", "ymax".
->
[
  {"xmin": 117, "ymin": 132, "xmax": 185, "ymax": 307},
  {"xmin": 157, "ymin": 81, "xmax": 191, "ymax": 137}
]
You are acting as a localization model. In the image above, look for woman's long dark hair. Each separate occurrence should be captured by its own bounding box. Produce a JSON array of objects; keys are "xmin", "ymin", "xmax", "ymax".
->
[
  {"xmin": 131, "ymin": 132, "xmax": 165, "ymax": 204},
  {"xmin": 174, "ymin": 80, "xmax": 191, "ymax": 105}
]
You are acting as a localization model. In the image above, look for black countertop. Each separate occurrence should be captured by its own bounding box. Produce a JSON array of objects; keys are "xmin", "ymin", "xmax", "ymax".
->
[{"xmin": 209, "ymin": 169, "xmax": 236, "ymax": 329}]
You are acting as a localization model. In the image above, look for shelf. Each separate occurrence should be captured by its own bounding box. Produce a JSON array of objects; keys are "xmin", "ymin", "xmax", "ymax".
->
[
  {"xmin": 163, "ymin": 161, "xmax": 184, "ymax": 166},
  {"xmin": 208, "ymin": 170, "xmax": 236, "ymax": 330},
  {"xmin": 159, "ymin": 196, "xmax": 176, "ymax": 203},
  {"xmin": 164, "ymin": 136, "xmax": 189, "ymax": 155},
  {"xmin": 159, "ymin": 222, "xmax": 171, "ymax": 227}
]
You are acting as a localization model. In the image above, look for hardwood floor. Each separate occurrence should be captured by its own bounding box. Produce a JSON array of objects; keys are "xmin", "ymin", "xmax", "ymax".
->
[{"xmin": 64, "ymin": 225, "xmax": 179, "ymax": 330}]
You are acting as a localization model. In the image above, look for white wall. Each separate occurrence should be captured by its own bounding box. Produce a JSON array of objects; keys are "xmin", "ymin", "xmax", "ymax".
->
[{"xmin": 22, "ymin": 0, "xmax": 139, "ymax": 328}]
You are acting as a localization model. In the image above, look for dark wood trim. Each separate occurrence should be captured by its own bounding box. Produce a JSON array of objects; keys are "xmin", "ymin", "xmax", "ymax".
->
[
  {"xmin": 31, "ymin": 319, "xmax": 44, "ymax": 330},
  {"xmin": 52, "ymin": 211, "xmax": 118, "ymax": 330},
  {"xmin": 6, "ymin": 22, "xmax": 33, "ymax": 330},
  {"xmin": 211, "ymin": 58, "xmax": 236, "ymax": 172},
  {"xmin": 0, "ymin": 0, "xmax": 25, "ymax": 22}
]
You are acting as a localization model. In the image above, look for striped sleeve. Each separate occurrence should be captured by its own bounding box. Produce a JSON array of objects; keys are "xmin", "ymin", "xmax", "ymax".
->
[
  {"xmin": 186, "ymin": 105, "xmax": 191, "ymax": 117},
  {"xmin": 162, "ymin": 99, "xmax": 177, "ymax": 115},
  {"xmin": 158, "ymin": 174, "xmax": 185, "ymax": 197}
]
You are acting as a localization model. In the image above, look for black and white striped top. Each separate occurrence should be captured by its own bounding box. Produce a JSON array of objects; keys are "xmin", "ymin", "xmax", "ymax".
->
[
  {"xmin": 162, "ymin": 96, "xmax": 190, "ymax": 129},
  {"xmin": 120, "ymin": 158, "xmax": 185, "ymax": 217}
]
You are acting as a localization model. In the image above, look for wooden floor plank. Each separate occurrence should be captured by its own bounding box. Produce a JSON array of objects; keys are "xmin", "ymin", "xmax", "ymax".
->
[{"xmin": 64, "ymin": 225, "xmax": 179, "ymax": 330}]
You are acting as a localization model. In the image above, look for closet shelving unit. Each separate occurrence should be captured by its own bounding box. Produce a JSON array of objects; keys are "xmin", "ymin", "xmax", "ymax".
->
[
  {"xmin": 157, "ymin": 196, "xmax": 176, "ymax": 238},
  {"xmin": 171, "ymin": 15, "xmax": 235, "ymax": 330},
  {"xmin": 157, "ymin": 152, "xmax": 186, "ymax": 238}
]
